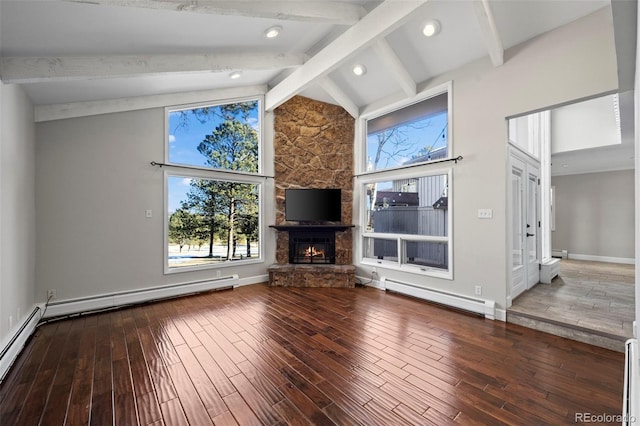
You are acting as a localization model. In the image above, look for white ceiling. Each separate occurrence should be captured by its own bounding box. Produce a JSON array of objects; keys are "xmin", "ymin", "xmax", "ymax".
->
[
  {"xmin": 1, "ymin": 0, "xmax": 613, "ymax": 107},
  {"xmin": 551, "ymin": 90, "xmax": 635, "ymax": 176},
  {"xmin": 0, "ymin": 0, "xmax": 635, "ymax": 175}
]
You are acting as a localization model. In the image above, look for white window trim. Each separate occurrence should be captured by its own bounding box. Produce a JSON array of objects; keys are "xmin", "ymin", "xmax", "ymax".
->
[
  {"xmin": 357, "ymin": 81, "xmax": 453, "ymax": 175},
  {"xmin": 358, "ymin": 167, "xmax": 453, "ymax": 280},
  {"xmin": 356, "ymin": 82, "xmax": 454, "ymax": 280},
  {"xmin": 163, "ymin": 96, "xmax": 266, "ymax": 274},
  {"xmin": 163, "ymin": 171, "xmax": 265, "ymax": 275},
  {"xmin": 165, "ymin": 96, "xmax": 265, "ymax": 175}
]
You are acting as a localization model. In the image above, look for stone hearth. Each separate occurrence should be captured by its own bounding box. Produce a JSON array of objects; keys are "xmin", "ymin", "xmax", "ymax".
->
[{"xmin": 268, "ymin": 264, "xmax": 355, "ymax": 288}]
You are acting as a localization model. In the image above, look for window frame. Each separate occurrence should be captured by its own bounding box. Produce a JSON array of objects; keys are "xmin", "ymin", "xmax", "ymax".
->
[
  {"xmin": 359, "ymin": 81, "xmax": 453, "ymax": 175},
  {"xmin": 163, "ymin": 96, "xmax": 265, "ymax": 274},
  {"xmin": 165, "ymin": 97, "xmax": 264, "ymax": 175},
  {"xmin": 359, "ymin": 167, "xmax": 453, "ymax": 280},
  {"xmin": 357, "ymin": 82, "xmax": 453, "ymax": 280}
]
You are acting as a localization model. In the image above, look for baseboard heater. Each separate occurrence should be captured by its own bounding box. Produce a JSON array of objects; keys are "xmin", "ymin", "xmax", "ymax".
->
[
  {"xmin": 381, "ymin": 277, "xmax": 496, "ymax": 320},
  {"xmin": 623, "ymin": 338, "xmax": 639, "ymax": 425},
  {"xmin": 0, "ymin": 306, "xmax": 42, "ymax": 383},
  {"xmin": 42, "ymin": 275, "xmax": 239, "ymax": 320},
  {"xmin": 551, "ymin": 249, "xmax": 568, "ymax": 259}
]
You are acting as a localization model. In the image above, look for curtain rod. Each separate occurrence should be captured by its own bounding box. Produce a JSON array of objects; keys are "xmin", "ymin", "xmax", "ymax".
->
[
  {"xmin": 152, "ymin": 155, "xmax": 463, "ymax": 181},
  {"xmin": 150, "ymin": 161, "xmax": 275, "ymax": 179},
  {"xmin": 354, "ymin": 155, "xmax": 463, "ymax": 178}
]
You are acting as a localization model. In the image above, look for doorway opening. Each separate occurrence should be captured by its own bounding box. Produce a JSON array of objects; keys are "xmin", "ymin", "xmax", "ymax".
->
[{"xmin": 506, "ymin": 91, "xmax": 635, "ymax": 351}]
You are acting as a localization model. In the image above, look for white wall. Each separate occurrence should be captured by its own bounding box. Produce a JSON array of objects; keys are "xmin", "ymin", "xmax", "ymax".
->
[
  {"xmin": 0, "ymin": 83, "xmax": 37, "ymax": 343},
  {"xmin": 552, "ymin": 170, "xmax": 634, "ymax": 261},
  {"xmin": 551, "ymin": 94, "xmax": 621, "ymax": 154},
  {"xmin": 356, "ymin": 7, "xmax": 618, "ymax": 312},
  {"xmin": 35, "ymin": 101, "xmax": 276, "ymax": 303}
]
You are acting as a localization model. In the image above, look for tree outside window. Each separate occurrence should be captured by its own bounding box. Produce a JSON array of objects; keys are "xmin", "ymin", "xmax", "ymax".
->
[{"xmin": 165, "ymin": 99, "xmax": 262, "ymax": 271}]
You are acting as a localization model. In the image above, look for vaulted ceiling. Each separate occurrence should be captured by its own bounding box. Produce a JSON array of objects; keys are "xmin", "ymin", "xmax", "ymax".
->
[{"xmin": 0, "ymin": 0, "xmax": 635, "ymax": 125}]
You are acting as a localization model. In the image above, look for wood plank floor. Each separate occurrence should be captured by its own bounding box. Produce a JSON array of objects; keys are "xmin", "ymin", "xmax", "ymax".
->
[{"xmin": 0, "ymin": 284, "xmax": 625, "ymax": 425}]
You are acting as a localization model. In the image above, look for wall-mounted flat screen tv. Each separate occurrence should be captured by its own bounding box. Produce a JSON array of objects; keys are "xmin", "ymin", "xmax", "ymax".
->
[{"xmin": 285, "ymin": 188, "xmax": 341, "ymax": 222}]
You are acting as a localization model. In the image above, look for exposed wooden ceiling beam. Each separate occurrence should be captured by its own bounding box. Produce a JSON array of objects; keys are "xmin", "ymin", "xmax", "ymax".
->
[
  {"xmin": 473, "ymin": 0, "xmax": 504, "ymax": 67},
  {"xmin": 0, "ymin": 53, "xmax": 305, "ymax": 84},
  {"xmin": 265, "ymin": 0, "xmax": 428, "ymax": 111},
  {"xmin": 35, "ymin": 85, "xmax": 268, "ymax": 122},
  {"xmin": 65, "ymin": 0, "xmax": 365, "ymax": 25},
  {"xmin": 373, "ymin": 39, "xmax": 416, "ymax": 98},
  {"xmin": 318, "ymin": 77, "xmax": 360, "ymax": 118}
]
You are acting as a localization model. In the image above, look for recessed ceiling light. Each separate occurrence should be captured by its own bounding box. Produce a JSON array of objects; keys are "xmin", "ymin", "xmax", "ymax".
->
[
  {"xmin": 352, "ymin": 64, "xmax": 367, "ymax": 76},
  {"xmin": 229, "ymin": 71, "xmax": 242, "ymax": 79},
  {"xmin": 562, "ymin": 164, "xmax": 569, "ymax": 168},
  {"xmin": 264, "ymin": 25, "xmax": 282, "ymax": 39},
  {"xmin": 422, "ymin": 20, "xmax": 441, "ymax": 37}
]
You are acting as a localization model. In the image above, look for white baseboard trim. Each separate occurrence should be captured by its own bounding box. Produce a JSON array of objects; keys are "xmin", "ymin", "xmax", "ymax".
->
[
  {"xmin": 568, "ymin": 253, "xmax": 635, "ymax": 265},
  {"xmin": 42, "ymin": 275, "xmax": 240, "ymax": 319},
  {"xmin": 495, "ymin": 309, "xmax": 507, "ymax": 322},
  {"xmin": 237, "ymin": 274, "xmax": 269, "ymax": 287},
  {"xmin": 1, "ymin": 305, "xmax": 43, "ymax": 382}
]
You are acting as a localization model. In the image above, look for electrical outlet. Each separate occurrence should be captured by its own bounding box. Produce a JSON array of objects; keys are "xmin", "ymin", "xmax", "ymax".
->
[
  {"xmin": 9, "ymin": 315, "xmax": 13, "ymax": 329},
  {"xmin": 216, "ymin": 270, "xmax": 221, "ymax": 278},
  {"xmin": 372, "ymin": 267, "xmax": 377, "ymax": 274},
  {"xmin": 47, "ymin": 289, "xmax": 56, "ymax": 300},
  {"xmin": 475, "ymin": 285, "xmax": 482, "ymax": 296},
  {"xmin": 477, "ymin": 209, "xmax": 493, "ymax": 219}
]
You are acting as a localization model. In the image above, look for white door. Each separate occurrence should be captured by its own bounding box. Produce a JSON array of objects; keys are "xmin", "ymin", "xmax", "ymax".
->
[
  {"xmin": 526, "ymin": 166, "xmax": 540, "ymax": 288},
  {"xmin": 511, "ymin": 157, "xmax": 526, "ymax": 299},
  {"xmin": 510, "ymin": 155, "xmax": 541, "ymax": 300}
]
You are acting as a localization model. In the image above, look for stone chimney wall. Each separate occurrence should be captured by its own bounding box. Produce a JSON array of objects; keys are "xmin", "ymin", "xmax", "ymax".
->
[{"xmin": 273, "ymin": 96, "xmax": 355, "ymax": 265}]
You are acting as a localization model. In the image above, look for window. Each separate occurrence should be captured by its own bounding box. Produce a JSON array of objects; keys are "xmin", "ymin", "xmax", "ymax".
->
[
  {"xmin": 508, "ymin": 112, "xmax": 542, "ymax": 159},
  {"xmin": 165, "ymin": 98, "xmax": 263, "ymax": 272},
  {"xmin": 366, "ymin": 91, "xmax": 448, "ymax": 171},
  {"xmin": 360, "ymin": 84, "xmax": 452, "ymax": 278}
]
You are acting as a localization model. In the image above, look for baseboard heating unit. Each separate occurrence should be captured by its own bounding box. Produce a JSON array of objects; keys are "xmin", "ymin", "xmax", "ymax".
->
[
  {"xmin": 381, "ymin": 277, "xmax": 496, "ymax": 320},
  {"xmin": 0, "ymin": 306, "xmax": 42, "ymax": 383},
  {"xmin": 42, "ymin": 275, "xmax": 239, "ymax": 320},
  {"xmin": 623, "ymin": 338, "xmax": 639, "ymax": 425},
  {"xmin": 551, "ymin": 249, "xmax": 568, "ymax": 259}
]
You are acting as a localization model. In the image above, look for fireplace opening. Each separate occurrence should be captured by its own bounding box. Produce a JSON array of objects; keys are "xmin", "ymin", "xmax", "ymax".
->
[{"xmin": 289, "ymin": 231, "xmax": 335, "ymax": 264}]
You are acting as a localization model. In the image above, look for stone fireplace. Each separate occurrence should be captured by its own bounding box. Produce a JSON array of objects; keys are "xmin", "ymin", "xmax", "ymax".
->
[{"xmin": 268, "ymin": 96, "xmax": 355, "ymax": 288}]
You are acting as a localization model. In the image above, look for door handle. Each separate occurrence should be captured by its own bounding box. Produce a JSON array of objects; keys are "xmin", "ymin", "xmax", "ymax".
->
[{"xmin": 526, "ymin": 233, "xmax": 535, "ymax": 237}]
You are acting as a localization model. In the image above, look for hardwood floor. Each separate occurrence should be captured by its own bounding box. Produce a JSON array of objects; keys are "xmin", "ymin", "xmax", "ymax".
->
[{"xmin": 0, "ymin": 284, "xmax": 625, "ymax": 425}]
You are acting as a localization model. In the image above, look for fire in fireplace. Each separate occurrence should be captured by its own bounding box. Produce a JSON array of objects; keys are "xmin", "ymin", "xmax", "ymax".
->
[
  {"xmin": 303, "ymin": 245, "xmax": 325, "ymax": 258},
  {"xmin": 289, "ymin": 230, "xmax": 335, "ymax": 264}
]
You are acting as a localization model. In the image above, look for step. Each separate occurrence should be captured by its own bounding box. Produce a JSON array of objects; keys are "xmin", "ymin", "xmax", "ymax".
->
[{"xmin": 507, "ymin": 310, "xmax": 627, "ymax": 352}]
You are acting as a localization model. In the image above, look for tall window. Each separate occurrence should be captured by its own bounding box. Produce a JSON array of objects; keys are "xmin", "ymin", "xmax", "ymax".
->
[
  {"xmin": 165, "ymin": 98, "xmax": 263, "ymax": 272},
  {"xmin": 360, "ymin": 84, "xmax": 452, "ymax": 279}
]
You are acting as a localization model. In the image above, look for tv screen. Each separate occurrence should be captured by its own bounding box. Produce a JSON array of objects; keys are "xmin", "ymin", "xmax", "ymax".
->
[{"xmin": 285, "ymin": 188, "xmax": 341, "ymax": 222}]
